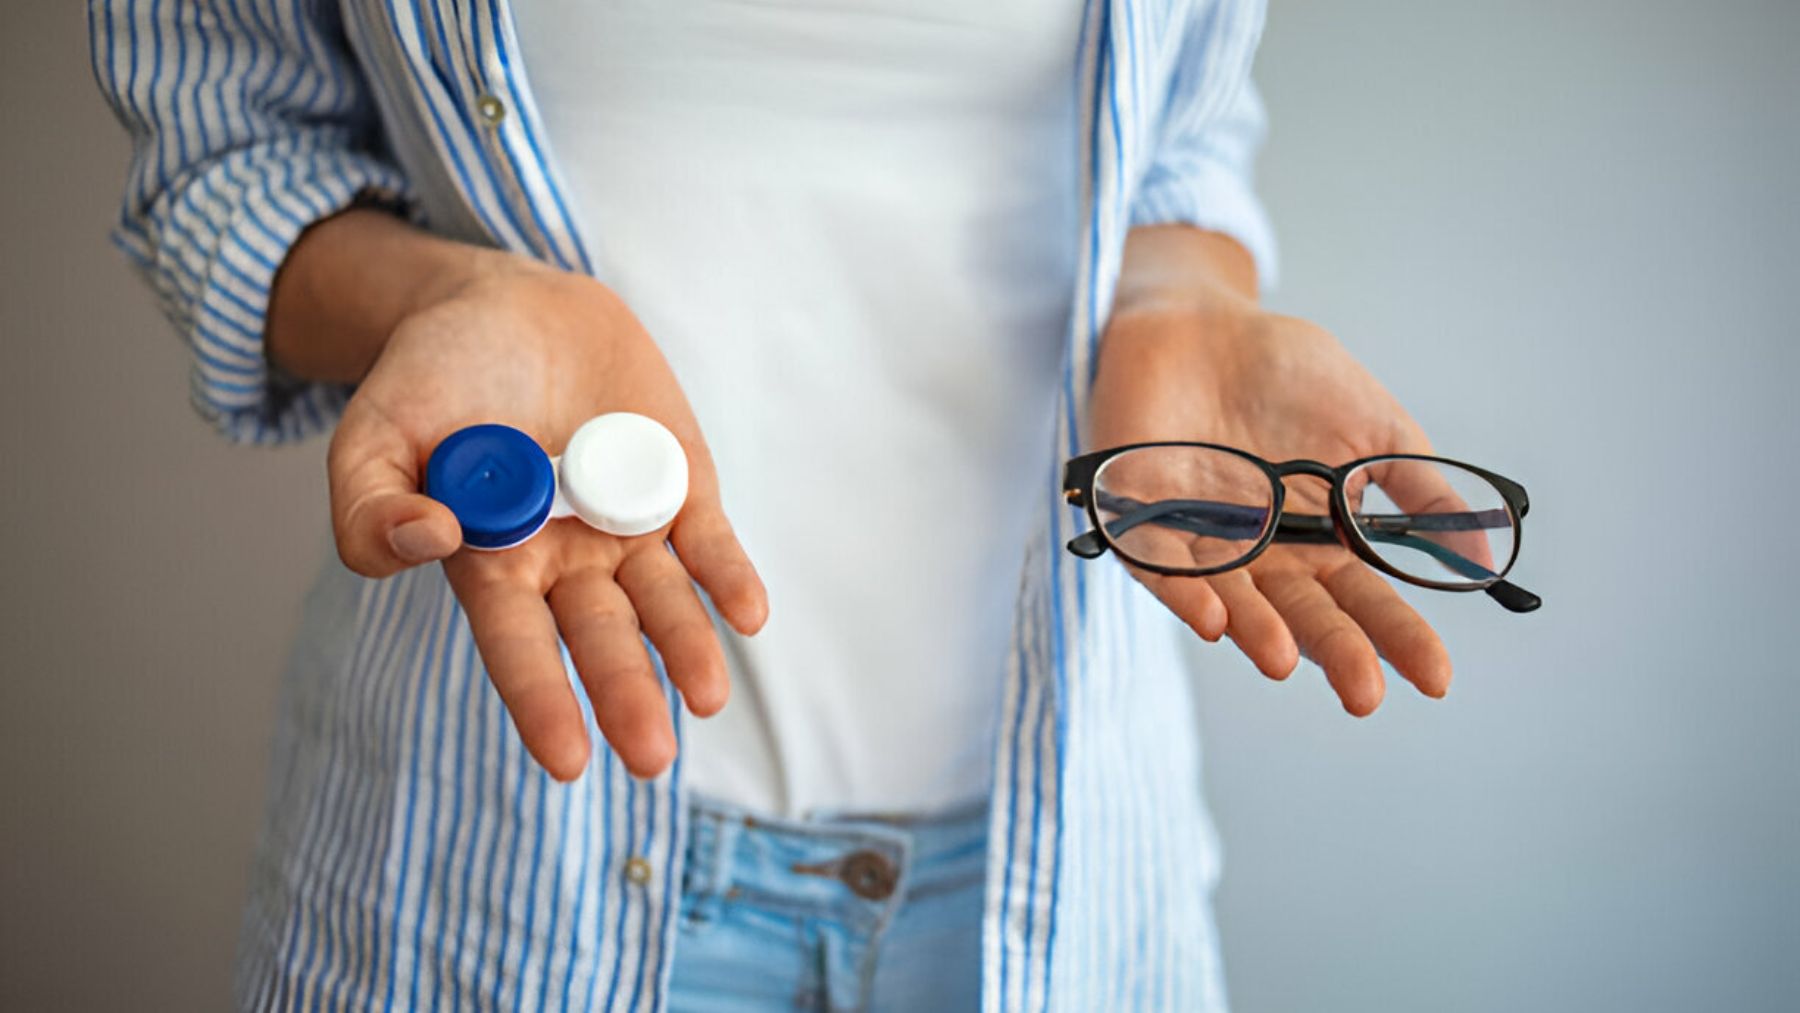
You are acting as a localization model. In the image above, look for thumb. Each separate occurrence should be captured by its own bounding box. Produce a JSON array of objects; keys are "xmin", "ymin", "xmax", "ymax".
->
[{"xmin": 328, "ymin": 403, "xmax": 462, "ymax": 577}]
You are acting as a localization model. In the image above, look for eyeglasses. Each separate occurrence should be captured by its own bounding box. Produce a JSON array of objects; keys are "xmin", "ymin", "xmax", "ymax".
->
[{"xmin": 1062, "ymin": 443, "xmax": 1540, "ymax": 613}]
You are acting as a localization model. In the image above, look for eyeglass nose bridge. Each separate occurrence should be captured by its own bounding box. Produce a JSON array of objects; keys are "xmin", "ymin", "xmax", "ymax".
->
[{"xmin": 1271, "ymin": 459, "xmax": 1338, "ymax": 482}]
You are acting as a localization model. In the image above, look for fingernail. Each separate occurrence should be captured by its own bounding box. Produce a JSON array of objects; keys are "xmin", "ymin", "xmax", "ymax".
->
[{"xmin": 389, "ymin": 520, "xmax": 448, "ymax": 563}]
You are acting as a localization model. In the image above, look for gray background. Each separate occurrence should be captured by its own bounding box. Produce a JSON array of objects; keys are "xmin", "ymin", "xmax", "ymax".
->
[{"xmin": 2, "ymin": 1, "xmax": 1794, "ymax": 1010}]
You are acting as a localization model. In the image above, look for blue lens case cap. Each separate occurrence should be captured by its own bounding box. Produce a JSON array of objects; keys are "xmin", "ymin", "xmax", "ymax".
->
[{"xmin": 424, "ymin": 424, "xmax": 556, "ymax": 550}]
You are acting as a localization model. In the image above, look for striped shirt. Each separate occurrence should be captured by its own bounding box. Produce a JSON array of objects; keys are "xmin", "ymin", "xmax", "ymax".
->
[{"xmin": 88, "ymin": 1, "xmax": 1276, "ymax": 1009}]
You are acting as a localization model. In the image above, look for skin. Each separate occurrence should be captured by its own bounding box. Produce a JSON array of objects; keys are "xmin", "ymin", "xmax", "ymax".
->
[
  {"xmin": 269, "ymin": 211, "xmax": 766, "ymax": 781},
  {"xmin": 267, "ymin": 210, "xmax": 1448, "ymax": 782},
  {"xmin": 1093, "ymin": 226, "xmax": 1452, "ymax": 714}
]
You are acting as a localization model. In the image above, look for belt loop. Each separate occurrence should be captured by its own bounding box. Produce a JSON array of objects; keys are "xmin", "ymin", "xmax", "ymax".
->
[{"xmin": 683, "ymin": 798, "xmax": 736, "ymax": 900}]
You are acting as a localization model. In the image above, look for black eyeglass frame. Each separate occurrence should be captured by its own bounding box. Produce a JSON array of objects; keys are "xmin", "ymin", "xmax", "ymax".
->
[{"xmin": 1061, "ymin": 442, "xmax": 1541, "ymax": 613}]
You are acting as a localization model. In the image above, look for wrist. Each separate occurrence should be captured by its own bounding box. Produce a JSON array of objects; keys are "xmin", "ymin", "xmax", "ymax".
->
[
  {"xmin": 397, "ymin": 230, "xmax": 505, "ymax": 320},
  {"xmin": 267, "ymin": 209, "xmax": 511, "ymax": 383},
  {"xmin": 1108, "ymin": 224, "xmax": 1260, "ymax": 328},
  {"xmin": 1105, "ymin": 287, "xmax": 1261, "ymax": 344},
  {"xmin": 1103, "ymin": 283, "xmax": 1266, "ymax": 367}
]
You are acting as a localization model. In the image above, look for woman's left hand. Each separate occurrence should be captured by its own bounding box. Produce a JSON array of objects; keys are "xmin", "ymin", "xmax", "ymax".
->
[{"xmin": 1088, "ymin": 244, "xmax": 1452, "ymax": 715}]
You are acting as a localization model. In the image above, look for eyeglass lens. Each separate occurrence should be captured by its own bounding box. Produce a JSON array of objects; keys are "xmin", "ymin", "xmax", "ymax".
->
[
  {"xmin": 1342, "ymin": 458, "xmax": 1516, "ymax": 587},
  {"xmin": 1091, "ymin": 445, "xmax": 1277, "ymax": 573}
]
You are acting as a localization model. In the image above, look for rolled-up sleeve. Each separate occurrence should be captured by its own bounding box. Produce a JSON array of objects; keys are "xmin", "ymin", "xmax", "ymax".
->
[
  {"xmin": 1131, "ymin": 0, "xmax": 1279, "ymax": 291},
  {"xmin": 89, "ymin": 0, "xmax": 413, "ymax": 443}
]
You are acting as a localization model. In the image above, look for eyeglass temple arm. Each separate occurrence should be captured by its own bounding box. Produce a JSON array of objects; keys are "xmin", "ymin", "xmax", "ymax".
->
[
  {"xmin": 1077, "ymin": 494, "xmax": 1507, "ymax": 549},
  {"xmin": 1071, "ymin": 494, "xmax": 1540, "ymax": 613},
  {"xmin": 1067, "ymin": 497, "xmax": 1265, "ymax": 558},
  {"xmin": 1277, "ymin": 511, "xmax": 1540, "ymax": 611}
]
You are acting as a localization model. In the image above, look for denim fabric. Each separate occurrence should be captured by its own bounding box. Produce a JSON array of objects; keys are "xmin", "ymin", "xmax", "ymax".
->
[{"xmin": 668, "ymin": 797, "xmax": 988, "ymax": 1012}]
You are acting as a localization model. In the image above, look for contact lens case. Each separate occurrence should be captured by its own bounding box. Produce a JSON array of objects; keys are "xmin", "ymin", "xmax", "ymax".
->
[{"xmin": 424, "ymin": 412, "xmax": 689, "ymax": 550}]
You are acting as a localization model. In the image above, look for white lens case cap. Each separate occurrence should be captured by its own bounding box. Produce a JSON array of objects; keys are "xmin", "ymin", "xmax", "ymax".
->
[{"xmin": 553, "ymin": 412, "xmax": 689, "ymax": 537}]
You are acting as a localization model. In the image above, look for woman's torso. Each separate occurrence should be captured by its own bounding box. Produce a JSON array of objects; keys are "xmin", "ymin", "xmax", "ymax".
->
[{"xmin": 512, "ymin": 0, "xmax": 1086, "ymax": 816}]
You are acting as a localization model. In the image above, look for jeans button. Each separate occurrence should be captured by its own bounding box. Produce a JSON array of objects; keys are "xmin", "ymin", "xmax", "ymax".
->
[{"xmin": 839, "ymin": 849, "xmax": 898, "ymax": 900}]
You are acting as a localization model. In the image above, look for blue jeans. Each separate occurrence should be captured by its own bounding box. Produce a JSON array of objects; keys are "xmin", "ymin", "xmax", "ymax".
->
[{"xmin": 667, "ymin": 796, "xmax": 988, "ymax": 1012}]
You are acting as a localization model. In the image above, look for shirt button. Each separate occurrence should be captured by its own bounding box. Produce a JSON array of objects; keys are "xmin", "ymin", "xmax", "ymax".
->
[
  {"xmin": 475, "ymin": 94, "xmax": 506, "ymax": 126},
  {"xmin": 623, "ymin": 856, "xmax": 653, "ymax": 886},
  {"xmin": 838, "ymin": 850, "xmax": 898, "ymax": 900}
]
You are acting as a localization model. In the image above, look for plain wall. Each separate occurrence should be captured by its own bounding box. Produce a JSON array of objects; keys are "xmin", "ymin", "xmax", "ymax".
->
[{"xmin": 3, "ymin": 2, "xmax": 1794, "ymax": 1011}]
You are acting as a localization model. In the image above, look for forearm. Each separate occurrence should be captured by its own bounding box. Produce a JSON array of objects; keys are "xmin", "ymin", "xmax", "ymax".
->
[{"xmin": 266, "ymin": 209, "xmax": 493, "ymax": 383}]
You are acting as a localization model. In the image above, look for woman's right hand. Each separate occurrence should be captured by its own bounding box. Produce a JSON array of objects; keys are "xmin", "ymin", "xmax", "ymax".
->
[{"xmin": 269, "ymin": 211, "xmax": 766, "ymax": 781}]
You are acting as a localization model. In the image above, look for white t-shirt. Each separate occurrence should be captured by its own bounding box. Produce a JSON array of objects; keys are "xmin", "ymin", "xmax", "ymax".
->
[{"xmin": 512, "ymin": 0, "xmax": 1082, "ymax": 817}]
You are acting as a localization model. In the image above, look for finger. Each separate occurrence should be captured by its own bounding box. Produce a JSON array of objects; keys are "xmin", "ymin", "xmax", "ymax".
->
[
  {"xmin": 448, "ymin": 561, "xmax": 590, "ymax": 781},
  {"xmin": 548, "ymin": 569, "xmax": 677, "ymax": 778},
  {"xmin": 1255, "ymin": 567, "xmax": 1385, "ymax": 716},
  {"xmin": 1206, "ymin": 570, "xmax": 1299, "ymax": 680},
  {"xmin": 1133, "ymin": 566, "xmax": 1228, "ymax": 642},
  {"xmin": 328, "ymin": 402, "xmax": 461, "ymax": 576},
  {"xmin": 616, "ymin": 546, "xmax": 730, "ymax": 717},
  {"xmin": 669, "ymin": 505, "xmax": 769, "ymax": 636},
  {"xmin": 1323, "ymin": 562, "xmax": 1452, "ymax": 699}
]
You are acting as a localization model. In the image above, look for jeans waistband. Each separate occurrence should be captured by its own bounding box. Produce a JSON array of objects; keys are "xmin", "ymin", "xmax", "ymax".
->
[{"xmin": 682, "ymin": 794, "xmax": 990, "ymax": 930}]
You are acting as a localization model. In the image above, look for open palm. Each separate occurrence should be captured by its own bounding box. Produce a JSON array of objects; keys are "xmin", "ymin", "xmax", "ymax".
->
[
  {"xmin": 328, "ymin": 260, "xmax": 766, "ymax": 779},
  {"xmin": 1089, "ymin": 307, "xmax": 1451, "ymax": 714}
]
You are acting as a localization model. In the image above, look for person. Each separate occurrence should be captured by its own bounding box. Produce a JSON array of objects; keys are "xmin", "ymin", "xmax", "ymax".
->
[{"xmin": 91, "ymin": 0, "xmax": 1453, "ymax": 1009}]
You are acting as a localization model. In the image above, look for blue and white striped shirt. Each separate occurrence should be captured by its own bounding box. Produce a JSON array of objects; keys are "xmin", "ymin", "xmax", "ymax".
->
[{"xmin": 89, "ymin": 1, "xmax": 1276, "ymax": 1009}]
